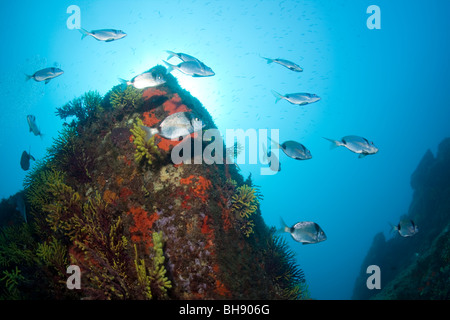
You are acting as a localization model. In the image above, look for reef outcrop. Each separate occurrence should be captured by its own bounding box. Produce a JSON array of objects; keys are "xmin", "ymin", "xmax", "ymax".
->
[
  {"xmin": 0, "ymin": 66, "xmax": 306, "ymax": 300},
  {"xmin": 352, "ymin": 138, "xmax": 450, "ymax": 300}
]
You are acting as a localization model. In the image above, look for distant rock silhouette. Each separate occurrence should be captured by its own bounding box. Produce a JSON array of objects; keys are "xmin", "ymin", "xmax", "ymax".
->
[{"xmin": 352, "ymin": 137, "xmax": 450, "ymax": 300}]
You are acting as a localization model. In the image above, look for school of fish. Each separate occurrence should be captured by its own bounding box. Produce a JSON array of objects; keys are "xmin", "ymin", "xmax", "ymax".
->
[{"xmin": 19, "ymin": 21, "xmax": 417, "ymax": 245}]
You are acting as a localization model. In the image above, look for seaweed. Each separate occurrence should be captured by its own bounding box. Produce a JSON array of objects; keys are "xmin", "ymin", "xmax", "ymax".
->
[{"xmin": 55, "ymin": 91, "xmax": 103, "ymax": 127}]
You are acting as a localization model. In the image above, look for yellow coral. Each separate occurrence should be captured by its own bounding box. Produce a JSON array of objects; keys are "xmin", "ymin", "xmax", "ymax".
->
[
  {"xmin": 231, "ymin": 184, "xmax": 259, "ymax": 219},
  {"xmin": 133, "ymin": 232, "xmax": 172, "ymax": 300},
  {"xmin": 110, "ymin": 86, "xmax": 143, "ymax": 110},
  {"xmin": 231, "ymin": 184, "xmax": 260, "ymax": 238},
  {"xmin": 134, "ymin": 244, "xmax": 153, "ymax": 299},
  {"xmin": 241, "ymin": 220, "xmax": 256, "ymax": 238},
  {"xmin": 36, "ymin": 236, "xmax": 68, "ymax": 276},
  {"xmin": 149, "ymin": 231, "xmax": 172, "ymax": 297},
  {"xmin": 130, "ymin": 118, "xmax": 161, "ymax": 166}
]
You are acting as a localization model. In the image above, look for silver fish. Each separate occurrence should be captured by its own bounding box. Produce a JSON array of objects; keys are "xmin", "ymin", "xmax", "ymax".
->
[
  {"xmin": 280, "ymin": 218, "xmax": 327, "ymax": 245},
  {"xmin": 272, "ymin": 90, "xmax": 320, "ymax": 105},
  {"xmin": 392, "ymin": 219, "xmax": 419, "ymax": 238},
  {"xmin": 119, "ymin": 71, "xmax": 166, "ymax": 89},
  {"xmin": 79, "ymin": 28, "xmax": 127, "ymax": 42},
  {"xmin": 166, "ymin": 50, "xmax": 199, "ymax": 63},
  {"xmin": 163, "ymin": 60, "xmax": 215, "ymax": 77},
  {"xmin": 27, "ymin": 115, "xmax": 43, "ymax": 137},
  {"xmin": 262, "ymin": 57, "xmax": 303, "ymax": 72},
  {"xmin": 141, "ymin": 111, "xmax": 204, "ymax": 140},
  {"xmin": 323, "ymin": 135, "xmax": 378, "ymax": 158},
  {"xmin": 269, "ymin": 138, "xmax": 312, "ymax": 160},
  {"xmin": 25, "ymin": 67, "xmax": 64, "ymax": 84},
  {"xmin": 262, "ymin": 143, "xmax": 281, "ymax": 172},
  {"xmin": 20, "ymin": 150, "xmax": 35, "ymax": 171}
]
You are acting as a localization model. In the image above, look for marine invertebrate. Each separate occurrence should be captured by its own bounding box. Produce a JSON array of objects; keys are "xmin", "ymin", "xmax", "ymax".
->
[
  {"xmin": 23, "ymin": 166, "xmax": 68, "ymax": 233},
  {"xmin": 36, "ymin": 236, "xmax": 68, "ymax": 276},
  {"xmin": 264, "ymin": 230, "xmax": 308, "ymax": 300},
  {"xmin": 67, "ymin": 194, "xmax": 131, "ymax": 299},
  {"xmin": 55, "ymin": 90, "xmax": 103, "ymax": 127},
  {"xmin": 0, "ymin": 224, "xmax": 35, "ymax": 269},
  {"xmin": 231, "ymin": 184, "xmax": 259, "ymax": 219},
  {"xmin": 45, "ymin": 126, "xmax": 94, "ymax": 183},
  {"xmin": 142, "ymin": 110, "xmax": 160, "ymax": 127},
  {"xmin": 162, "ymin": 93, "xmax": 190, "ymax": 115},
  {"xmin": 133, "ymin": 231, "xmax": 172, "ymax": 300},
  {"xmin": 103, "ymin": 189, "xmax": 118, "ymax": 205},
  {"xmin": 148, "ymin": 231, "xmax": 172, "ymax": 298},
  {"xmin": 130, "ymin": 118, "xmax": 162, "ymax": 166},
  {"xmin": 2, "ymin": 65, "xmax": 315, "ymax": 300},
  {"xmin": 142, "ymin": 88, "xmax": 167, "ymax": 101},
  {"xmin": 180, "ymin": 175, "xmax": 212, "ymax": 204},
  {"xmin": 126, "ymin": 206, "xmax": 158, "ymax": 253},
  {"xmin": 110, "ymin": 86, "xmax": 143, "ymax": 111},
  {"xmin": 134, "ymin": 244, "xmax": 153, "ymax": 299},
  {"xmin": 241, "ymin": 219, "xmax": 256, "ymax": 238},
  {"xmin": 0, "ymin": 266, "xmax": 25, "ymax": 300}
]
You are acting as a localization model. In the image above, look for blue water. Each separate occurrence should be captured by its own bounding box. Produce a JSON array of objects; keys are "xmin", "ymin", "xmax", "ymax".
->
[{"xmin": 1, "ymin": 0, "xmax": 449, "ymax": 299}]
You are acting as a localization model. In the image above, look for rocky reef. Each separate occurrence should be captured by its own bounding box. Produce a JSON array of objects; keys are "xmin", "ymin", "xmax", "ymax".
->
[
  {"xmin": 352, "ymin": 138, "xmax": 450, "ymax": 299},
  {"xmin": 0, "ymin": 66, "xmax": 307, "ymax": 300}
]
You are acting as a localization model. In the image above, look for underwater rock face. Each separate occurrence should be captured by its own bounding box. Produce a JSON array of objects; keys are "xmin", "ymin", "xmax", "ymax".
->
[
  {"xmin": 352, "ymin": 138, "xmax": 450, "ymax": 300},
  {"xmin": 0, "ymin": 66, "xmax": 306, "ymax": 300}
]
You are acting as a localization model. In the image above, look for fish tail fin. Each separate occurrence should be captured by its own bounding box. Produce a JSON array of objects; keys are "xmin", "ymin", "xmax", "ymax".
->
[
  {"xmin": 140, "ymin": 125, "xmax": 159, "ymax": 142},
  {"xmin": 79, "ymin": 28, "xmax": 90, "ymax": 40},
  {"xmin": 162, "ymin": 60, "xmax": 175, "ymax": 73},
  {"xmin": 262, "ymin": 143, "xmax": 268, "ymax": 163},
  {"xmin": 118, "ymin": 78, "xmax": 130, "ymax": 88},
  {"xmin": 261, "ymin": 56, "xmax": 273, "ymax": 64},
  {"xmin": 25, "ymin": 74, "xmax": 32, "ymax": 81},
  {"xmin": 389, "ymin": 222, "xmax": 398, "ymax": 234},
  {"xmin": 271, "ymin": 90, "xmax": 283, "ymax": 104},
  {"xmin": 166, "ymin": 50, "xmax": 176, "ymax": 60},
  {"xmin": 39, "ymin": 133, "xmax": 44, "ymax": 140},
  {"xmin": 277, "ymin": 217, "xmax": 290, "ymax": 234},
  {"xmin": 323, "ymin": 137, "xmax": 342, "ymax": 149},
  {"xmin": 268, "ymin": 136, "xmax": 282, "ymax": 150}
]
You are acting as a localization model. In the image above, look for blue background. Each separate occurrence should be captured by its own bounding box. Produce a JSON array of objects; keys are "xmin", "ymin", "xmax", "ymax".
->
[{"xmin": 1, "ymin": 0, "xmax": 449, "ymax": 299}]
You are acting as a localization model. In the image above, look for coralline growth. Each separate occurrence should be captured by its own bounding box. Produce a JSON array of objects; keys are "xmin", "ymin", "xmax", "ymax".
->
[{"xmin": 0, "ymin": 65, "xmax": 308, "ymax": 300}]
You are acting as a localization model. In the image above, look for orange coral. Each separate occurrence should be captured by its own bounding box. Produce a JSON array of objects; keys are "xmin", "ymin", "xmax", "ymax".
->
[
  {"xmin": 201, "ymin": 215, "xmax": 213, "ymax": 235},
  {"xmin": 127, "ymin": 206, "xmax": 158, "ymax": 253},
  {"xmin": 119, "ymin": 187, "xmax": 133, "ymax": 201},
  {"xmin": 180, "ymin": 175, "xmax": 195, "ymax": 185},
  {"xmin": 215, "ymin": 280, "xmax": 231, "ymax": 298},
  {"xmin": 219, "ymin": 196, "xmax": 232, "ymax": 232},
  {"xmin": 103, "ymin": 190, "xmax": 118, "ymax": 205},
  {"xmin": 180, "ymin": 175, "xmax": 212, "ymax": 203},
  {"xmin": 157, "ymin": 137, "xmax": 182, "ymax": 152},
  {"xmin": 116, "ymin": 176, "xmax": 124, "ymax": 186},
  {"xmin": 171, "ymin": 93, "xmax": 182, "ymax": 104},
  {"xmin": 142, "ymin": 88, "xmax": 167, "ymax": 100},
  {"xmin": 163, "ymin": 93, "xmax": 191, "ymax": 115},
  {"xmin": 142, "ymin": 111, "xmax": 160, "ymax": 127}
]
